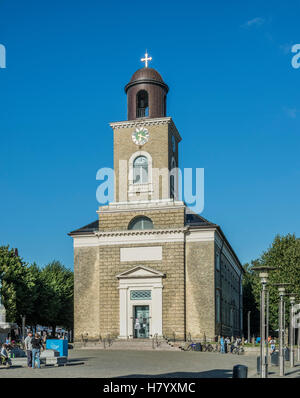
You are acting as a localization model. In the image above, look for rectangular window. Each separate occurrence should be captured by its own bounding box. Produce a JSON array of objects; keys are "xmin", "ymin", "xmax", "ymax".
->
[
  {"xmin": 216, "ymin": 252, "xmax": 220, "ymax": 271},
  {"xmin": 130, "ymin": 290, "xmax": 151, "ymax": 300},
  {"xmin": 216, "ymin": 291, "xmax": 220, "ymax": 323}
]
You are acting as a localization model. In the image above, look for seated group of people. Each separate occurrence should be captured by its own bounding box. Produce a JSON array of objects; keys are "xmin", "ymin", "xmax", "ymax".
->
[{"xmin": 1, "ymin": 331, "xmax": 45, "ymax": 369}]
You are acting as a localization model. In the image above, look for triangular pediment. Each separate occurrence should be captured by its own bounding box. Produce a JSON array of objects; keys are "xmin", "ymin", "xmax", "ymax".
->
[{"xmin": 116, "ymin": 265, "xmax": 164, "ymax": 279}]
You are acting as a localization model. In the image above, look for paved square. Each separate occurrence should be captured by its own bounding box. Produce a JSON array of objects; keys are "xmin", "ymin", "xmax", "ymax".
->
[
  {"xmin": 0, "ymin": 349, "xmax": 259, "ymax": 378},
  {"xmin": 1, "ymin": 349, "xmax": 300, "ymax": 378}
]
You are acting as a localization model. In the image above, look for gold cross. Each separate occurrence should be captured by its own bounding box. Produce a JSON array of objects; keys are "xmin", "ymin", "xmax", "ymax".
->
[{"xmin": 141, "ymin": 51, "xmax": 152, "ymax": 68}]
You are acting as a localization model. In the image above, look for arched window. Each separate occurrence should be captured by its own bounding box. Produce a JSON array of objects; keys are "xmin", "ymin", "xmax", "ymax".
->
[
  {"xmin": 133, "ymin": 156, "xmax": 148, "ymax": 184},
  {"xmin": 128, "ymin": 216, "xmax": 153, "ymax": 230},
  {"xmin": 136, "ymin": 90, "xmax": 149, "ymax": 118}
]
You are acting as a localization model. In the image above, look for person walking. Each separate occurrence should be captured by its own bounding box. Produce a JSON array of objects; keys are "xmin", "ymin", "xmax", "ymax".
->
[
  {"xmin": 31, "ymin": 333, "xmax": 44, "ymax": 369},
  {"xmin": 220, "ymin": 336, "xmax": 225, "ymax": 354},
  {"xmin": 225, "ymin": 336, "xmax": 230, "ymax": 352},
  {"xmin": 270, "ymin": 337, "xmax": 276, "ymax": 354},
  {"xmin": 24, "ymin": 330, "xmax": 33, "ymax": 368}
]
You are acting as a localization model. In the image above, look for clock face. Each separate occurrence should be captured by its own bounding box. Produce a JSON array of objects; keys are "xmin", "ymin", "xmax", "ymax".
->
[
  {"xmin": 132, "ymin": 127, "xmax": 149, "ymax": 146},
  {"xmin": 172, "ymin": 135, "xmax": 176, "ymax": 152}
]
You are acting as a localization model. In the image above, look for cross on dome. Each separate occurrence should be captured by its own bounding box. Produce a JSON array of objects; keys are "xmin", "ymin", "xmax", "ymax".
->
[{"xmin": 141, "ymin": 51, "xmax": 152, "ymax": 68}]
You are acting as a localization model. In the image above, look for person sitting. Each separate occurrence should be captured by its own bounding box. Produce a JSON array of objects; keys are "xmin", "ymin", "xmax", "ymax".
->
[{"xmin": 0, "ymin": 344, "xmax": 11, "ymax": 367}]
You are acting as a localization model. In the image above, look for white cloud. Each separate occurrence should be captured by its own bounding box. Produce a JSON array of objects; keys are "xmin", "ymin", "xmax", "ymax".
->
[{"xmin": 241, "ymin": 17, "xmax": 265, "ymax": 28}]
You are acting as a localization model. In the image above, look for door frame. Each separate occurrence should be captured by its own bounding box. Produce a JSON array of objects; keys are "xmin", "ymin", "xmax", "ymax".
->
[{"xmin": 117, "ymin": 266, "xmax": 164, "ymax": 339}]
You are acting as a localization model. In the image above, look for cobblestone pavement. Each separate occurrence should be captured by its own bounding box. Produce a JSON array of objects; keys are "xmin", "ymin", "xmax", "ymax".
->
[{"xmin": 0, "ymin": 349, "xmax": 262, "ymax": 378}]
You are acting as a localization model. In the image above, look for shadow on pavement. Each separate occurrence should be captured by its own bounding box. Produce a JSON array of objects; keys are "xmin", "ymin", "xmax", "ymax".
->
[
  {"xmin": 68, "ymin": 357, "xmax": 91, "ymax": 362},
  {"xmin": 118, "ymin": 369, "xmax": 232, "ymax": 378}
]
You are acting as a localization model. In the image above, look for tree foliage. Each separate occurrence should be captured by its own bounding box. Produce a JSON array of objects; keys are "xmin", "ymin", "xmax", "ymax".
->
[
  {"xmin": 0, "ymin": 246, "xmax": 32, "ymax": 323},
  {"xmin": 0, "ymin": 246, "xmax": 73, "ymax": 330},
  {"xmin": 243, "ymin": 234, "xmax": 300, "ymax": 334},
  {"xmin": 39, "ymin": 261, "xmax": 74, "ymax": 332}
]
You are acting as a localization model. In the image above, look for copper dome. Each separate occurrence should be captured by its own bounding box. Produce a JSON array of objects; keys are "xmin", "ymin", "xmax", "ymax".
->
[
  {"xmin": 125, "ymin": 67, "xmax": 169, "ymax": 93},
  {"xmin": 130, "ymin": 67, "xmax": 164, "ymax": 83}
]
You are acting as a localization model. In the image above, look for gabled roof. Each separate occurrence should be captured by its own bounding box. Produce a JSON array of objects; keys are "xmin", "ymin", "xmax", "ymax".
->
[
  {"xmin": 68, "ymin": 220, "xmax": 98, "ymax": 236},
  {"xmin": 185, "ymin": 208, "xmax": 217, "ymax": 228},
  {"xmin": 116, "ymin": 265, "xmax": 165, "ymax": 279}
]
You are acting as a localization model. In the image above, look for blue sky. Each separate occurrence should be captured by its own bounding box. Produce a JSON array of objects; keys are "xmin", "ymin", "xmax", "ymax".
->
[{"xmin": 0, "ymin": 0, "xmax": 299, "ymax": 269}]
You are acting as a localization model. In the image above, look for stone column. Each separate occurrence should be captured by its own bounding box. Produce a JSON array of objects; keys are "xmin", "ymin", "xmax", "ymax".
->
[
  {"xmin": 118, "ymin": 287, "xmax": 128, "ymax": 339},
  {"xmin": 151, "ymin": 285, "xmax": 163, "ymax": 336}
]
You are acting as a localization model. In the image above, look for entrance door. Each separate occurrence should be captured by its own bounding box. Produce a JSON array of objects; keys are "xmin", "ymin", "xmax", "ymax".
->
[{"xmin": 133, "ymin": 305, "xmax": 150, "ymax": 338}]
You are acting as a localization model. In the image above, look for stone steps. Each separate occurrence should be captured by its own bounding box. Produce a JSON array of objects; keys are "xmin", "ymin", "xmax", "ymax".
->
[{"xmin": 74, "ymin": 339, "xmax": 181, "ymax": 351}]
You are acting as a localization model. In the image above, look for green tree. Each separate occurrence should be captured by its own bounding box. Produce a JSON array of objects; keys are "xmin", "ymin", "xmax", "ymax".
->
[
  {"xmin": 25, "ymin": 262, "xmax": 45, "ymax": 326},
  {"xmin": 0, "ymin": 246, "xmax": 33, "ymax": 323},
  {"xmin": 0, "ymin": 248, "xmax": 74, "ymax": 332},
  {"xmin": 246, "ymin": 234, "xmax": 300, "ymax": 334},
  {"xmin": 38, "ymin": 261, "xmax": 74, "ymax": 335},
  {"xmin": 242, "ymin": 261, "xmax": 260, "ymax": 336}
]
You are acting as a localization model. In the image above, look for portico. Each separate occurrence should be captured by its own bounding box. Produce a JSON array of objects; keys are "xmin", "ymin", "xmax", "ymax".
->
[{"xmin": 117, "ymin": 265, "xmax": 164, "ymax": 339}]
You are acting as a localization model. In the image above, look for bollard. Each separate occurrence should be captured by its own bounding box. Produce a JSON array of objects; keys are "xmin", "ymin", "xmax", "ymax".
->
[
  {"xmin": 271, "ymin": 351, "xmax": 279, "ymax": 366},
  {"xmin": 233, "ymin": 364, "xmax": 248, "ymax": 378}
]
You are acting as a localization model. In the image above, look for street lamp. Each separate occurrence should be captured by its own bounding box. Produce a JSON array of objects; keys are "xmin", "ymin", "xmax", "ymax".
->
[
  {"xmin": 294, "ymin": 297, "xmax": 300, "ymax": 363},
  {"xmin": 247, "ymin": 311, "xmax": 251, "ymax": 343},
  {"xmin": 274, "ymin": 283, "xmax": 291, "ymax": 377},
  {"xmin": 286, "ymin": 294, "xmax": 296, "ymax": 368},
  {"xmin": 252, "ymin": 266, "xmax": 276, "ymax": 378},
  {"xmin": 297, "ymin": 298, "xmax": 300, "ymax": 363}
]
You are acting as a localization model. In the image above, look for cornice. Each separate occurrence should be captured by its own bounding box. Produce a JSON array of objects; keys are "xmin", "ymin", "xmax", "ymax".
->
[
  {"xmin": 110, "ymin": 117, "xmax": 172, "ymax": 129},
  {"xmin": 97, "ymin": 199, "xmax": 185, "ymax": 214},
  {"xmin": 109, "ymin": 117, "xmax": 182, "ymax": 141},
  {"xmin": 94, "ymin": 227, "xmax": 188, "ymax": 238}
]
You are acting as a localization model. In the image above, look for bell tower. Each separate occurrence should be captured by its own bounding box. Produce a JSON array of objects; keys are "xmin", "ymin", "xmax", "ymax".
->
[
  {"xmin": 110, "ymin": 53, "xmax": 181, "ymax": 203},
  {"xmin": 125, "ymin": 52, "xmax": 169, "ymax": 120}
]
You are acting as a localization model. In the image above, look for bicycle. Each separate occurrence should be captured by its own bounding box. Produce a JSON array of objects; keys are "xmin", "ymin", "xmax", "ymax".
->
[
  {"xmin": 186, "ymin": 342, "xmax": 197, "ymax": 351},
  {"xmin": 231, "ymin": 346, "xmax": 244, "ymax": 355},
  {"xmin": 202, "ymin": 343, "xmax": 214, "ymax": 352},
  {"xmin": 213, "ymin": 343, "xmax": 221, "ymax": 352}
]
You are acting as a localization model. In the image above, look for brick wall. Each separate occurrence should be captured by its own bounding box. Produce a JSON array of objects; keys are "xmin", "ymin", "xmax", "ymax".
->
[
  {"xmin": 185, "ymin": 241, "xmax": 215, "ymax": 340},
  {"xmin": 74, "ymin": 246, "xmax": 100, "ymax": 340},
  {"xmin": 98, "ymin": 207, "xmax": 185, "ymax": 231},
  {"xmin": 74, "ymin": 241, "xmax": 186, "ymax": 341}
]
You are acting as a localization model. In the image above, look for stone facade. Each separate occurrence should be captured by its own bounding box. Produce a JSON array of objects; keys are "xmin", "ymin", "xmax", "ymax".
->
[
  {"xmin": 111, "ymin": 118, "xmax": 181, "ymax": 202},
  {"xmin": 74, "ymin": 246, "xmax": 100, "ymax": 339},
  {"xmin": 185, "ymin": 240, "xmax": 215, "ymax": 340},
  {"xmin": 96, "ymin": 241, "xmax": 185, "ymax": 340},
  {"xmin": 72, "ymin": 223, "xmax": 243, "ymax": 342},
  {"xmin": 98, "ymin": 206, "xmax": 185, "ymax": 232}
]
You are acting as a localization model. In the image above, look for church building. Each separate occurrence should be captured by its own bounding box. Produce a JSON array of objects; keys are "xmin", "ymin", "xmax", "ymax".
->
[{"xmin": 69, "ymin": 54, "xmax": 244, "ymax": 342}]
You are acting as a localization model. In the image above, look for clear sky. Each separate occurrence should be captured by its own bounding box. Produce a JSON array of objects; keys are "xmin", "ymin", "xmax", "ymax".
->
[{"xmin": 0, "ymin": 0, "xmax": 299, "ymax": 269}]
